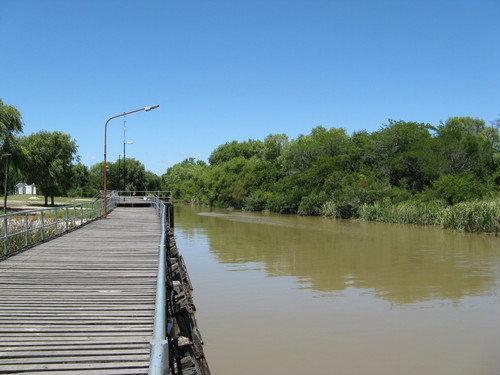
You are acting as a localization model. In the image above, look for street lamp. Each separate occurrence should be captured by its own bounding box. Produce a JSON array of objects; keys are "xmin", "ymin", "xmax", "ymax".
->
[
  {"xmin": 122, "ymin": 120, "xmax": 134, "ymax": 192},
  {"xmin": 123, "ymin": 141, "xmax": 134, "ymax": 192},
  {"xmin": 103, "ymin": 105, "xmax": 159, "ymax": 217}
]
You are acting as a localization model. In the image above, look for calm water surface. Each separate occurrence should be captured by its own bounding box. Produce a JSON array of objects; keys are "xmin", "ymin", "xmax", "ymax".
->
[{"xmin": 175, "ymin": 205, "xmax": 500, "ymax": 375}]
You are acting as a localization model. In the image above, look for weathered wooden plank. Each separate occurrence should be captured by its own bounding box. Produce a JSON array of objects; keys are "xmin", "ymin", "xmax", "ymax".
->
[
  {"xmin": 0, "ymin": 325, "xmax": 153, "ymax": 332},
  {"xmin": 0, "ymin": 335, "xmax": 151, "ymax": 350},
  {"xmin": 19, "ymin": 369, "xmax": 149, "ymax": 375},
  {"xmin": 0, "ymin": 343, "xmax": 149, "ymax": 357},
  {"xmin": 0, "ymin": 349, "xmax": 149, "ymax": 358},
  {"xmin": 0, "ymin": 361, "xmax": 150, "ymax": 371},
  {"xmin": 0, "ymin": 354, "xmax": 150, "ymax": 364},
  {"xmin": 0, "ymin": 312, "xmax": 154, "ymax": 318}
]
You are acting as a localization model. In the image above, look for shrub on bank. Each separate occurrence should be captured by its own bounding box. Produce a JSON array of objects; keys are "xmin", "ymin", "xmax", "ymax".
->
[
  {"xmin": 243, "ymin": 190, "xmax": 271, "ymax": 211},
  {"xmin": 432, "ymin": 173, "xmax": 490, "ymax": 205},
  {"xmin": 321, "ymin": 200, "xmax": 338, "ymax": 217},
  {"xmin": 320, "ymin": 200, "xmax": 359, "ymax": 219},
  {"xmin": 442, "ymin": 199, "xmax": 500, "ymax": 233},
  {"xmin": 358, "ymin": 200, "xmax": 445, "ymax": 225},
  {"xmin": 266, "ymin": 190, "xmax": 301, "ymax": 214},
  {"xmin": 356, "ymin": 198, "xmax": 500, "ymax": 233},
  {"xmin": 297, "ymin": 192, "xmax": 328, "ymax": 215},
  {"xmin": 358, "ymin": 201, "xmax": 388, "ymax": 221}
]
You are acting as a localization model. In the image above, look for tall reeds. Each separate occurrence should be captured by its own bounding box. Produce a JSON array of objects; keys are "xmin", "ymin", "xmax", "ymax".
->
[{"xmin": 324, "ymin": 198, "xmax": 500, "ymax": 234}]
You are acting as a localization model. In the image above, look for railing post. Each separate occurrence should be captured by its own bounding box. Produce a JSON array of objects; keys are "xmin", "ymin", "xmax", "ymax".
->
[
  {"xmin": 3, "ymin": 216, "xmax": 8, "ymax": 256},
  {"xmin": 65, "ymin": 207, "xmax": 69, "ymax": 232},
  {"xmin": 80, "ymin": 204, "xmax": 84, "ymax": 225},
  {"xmin": 24, "ymin": 213, "xmax": 28, "ymax": 247},
  {"xmin": 40, "ymin": 210, "xmax": 45, "ymax": 241}
]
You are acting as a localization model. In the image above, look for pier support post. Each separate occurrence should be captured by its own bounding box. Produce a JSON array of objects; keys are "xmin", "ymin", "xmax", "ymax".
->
[{"xmin": 168, "ymin": 203, "xmax": 174, "ymax": 228}]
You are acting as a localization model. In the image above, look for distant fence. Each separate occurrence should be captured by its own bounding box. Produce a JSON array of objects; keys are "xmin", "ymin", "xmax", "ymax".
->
[
  {"xmin": 0, "ymin": 196, "xmax": 117, "ymax": 259},
  {"xmin": 115, "ymin": 190, "xmax": 171, "ymax": 199}
]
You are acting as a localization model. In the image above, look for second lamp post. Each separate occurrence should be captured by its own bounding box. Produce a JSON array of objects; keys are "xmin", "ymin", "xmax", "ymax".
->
[{"xmin": 103, "ymin": 105, "xmax": 159, "ymax": 217}]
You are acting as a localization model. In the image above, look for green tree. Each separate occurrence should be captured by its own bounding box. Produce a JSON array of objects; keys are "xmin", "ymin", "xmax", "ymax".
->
[
  {"xmin": 161, "ymin": 158, "xmax": 208, "ymax": 202},
  {"xmin": 20, "ymin": 131, "xmax": 77, "ymax": 205},
  {"xmin": 436, "ymin": 117, "xmax": 497, "ymax": 178},
  {"xmin": 261, "ymin": 134, "xmax": 288, "ymax": 161},
  {"xmin": 89, "ymin": 158, "xmax": 151, "ymax": 192},
  {"xmin": 145, "ymin": 170, "xmax": 161, "ymax": 191},
  {"xmin": 432, "ymin": 173, "xmax": 488, "ymax": 205},
  {"xmin": 280, "ymin": 126, "xmax": 350, "ymax": 173},
  {"xmin": 89, "ymin": 162, "xmax": 104, "ymax": 193},
  {"xmin": 119, "ymin": 158, "xmax": 147, "ymax": 191},
  {"xmin": 0, "ymin": 99, "xmax": 23, "ymax": 194},
  {"xmin": 372, "ymin": 120, "xmax": 438, "ymax": 191},
  {"xmin": 0, "ymin": 99, "xmax": 23, "ymax": 152},
  {"xmin": 208, "ymin": 140, "xmax": 264, "ymax": 165},
  {"xmin": 68, "ymin": 163, "xmax": 95, "ymax": 197}
]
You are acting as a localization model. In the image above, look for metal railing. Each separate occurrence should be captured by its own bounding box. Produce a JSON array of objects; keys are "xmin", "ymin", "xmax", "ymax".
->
[
  {"xmin": 116, "ymin": 190, "xmax": 171, "ymax": 198},
  {"xmin": 2, "ymin": 190, "xmax": 170, "ymax": 371},
  {"xmin": 149, "ymin": 196, "xmax": 169, "ymax": 374},
  {"xmin": 113, "ymin": 191, "xmax": 172, "ymax": 373},
  {"xmin": 0, "ymin": 195, "xmax": 117, "ymax": 259}
]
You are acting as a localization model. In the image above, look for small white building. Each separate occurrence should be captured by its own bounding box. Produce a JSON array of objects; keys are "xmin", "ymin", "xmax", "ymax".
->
[{"xmin": 15, "ymin": 182, "xmax": 37, "ymax": 195}]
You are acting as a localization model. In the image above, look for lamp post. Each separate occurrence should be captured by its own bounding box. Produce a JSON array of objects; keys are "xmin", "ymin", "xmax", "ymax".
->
[
  {"xmin": 2, "ymin": 153, "xmax": 11, "ymax": 215},
  {"xmin": 122, "ymin": 122, "xmax": 134, "ymax": 192},
  {"xmin": 123, "ymin": 141, "xmax": 134, "ymax": 192},
  {"xmin": 103, "ymin": 105, "xmax": 159, "ymax": 217}
]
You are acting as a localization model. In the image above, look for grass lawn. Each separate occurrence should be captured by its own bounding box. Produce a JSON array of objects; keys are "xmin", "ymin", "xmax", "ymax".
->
[{"xmin": 6, "ymin": 195, "xmax": 93, "ymax": 208}]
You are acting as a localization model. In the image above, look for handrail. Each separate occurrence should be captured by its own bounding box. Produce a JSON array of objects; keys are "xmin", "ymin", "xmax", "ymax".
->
[
  {"xmin": 115, "ymin": 190, "xmax": 171, "ymax": 197},
  {"xmin": 0, "ymin": 194, "xmax": 118, "ymax": 259},
  {"xmin": 114, "ymin": 190, "xmax": 170, "ymax": 373},
  {"xmin": 149, "ymin": 196, "xmax": 169, "ymax": 374},
  {"xmin": 0, "ymin": 199, "xmax": 97, "ymax": 218}
]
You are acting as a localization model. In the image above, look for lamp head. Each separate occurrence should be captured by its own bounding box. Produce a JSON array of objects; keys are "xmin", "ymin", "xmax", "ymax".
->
[{"xmin": 144, "ymin": 105, "xmax": 159, "ymax": 112}]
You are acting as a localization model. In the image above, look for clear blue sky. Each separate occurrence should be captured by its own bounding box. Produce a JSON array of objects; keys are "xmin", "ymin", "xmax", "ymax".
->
[{"xmin": 1, "ymin": 0, "xmax": 499, "ymax": 174}]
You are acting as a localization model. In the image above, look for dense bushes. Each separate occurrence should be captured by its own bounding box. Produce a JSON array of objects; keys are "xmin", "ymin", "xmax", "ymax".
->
[
  {"xmin": 442, "ymin": 199, "xmax": 500, "ymax": 233},
  {"xmin": 161, "ymin": 116, "xmax": 500, "ymax": 233},
  {"xmin": 432, "ymin": 173, "xmax": 490, "ymax": 204},
  {"xmin": 358, "ymin": 200, "xmax": 445, "ymax": 226}
]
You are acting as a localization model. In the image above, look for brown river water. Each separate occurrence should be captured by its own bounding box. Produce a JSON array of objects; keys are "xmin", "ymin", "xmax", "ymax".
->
[{"xmin": 174, "ymin": 205, "xmax": 500, "ymax": 375}]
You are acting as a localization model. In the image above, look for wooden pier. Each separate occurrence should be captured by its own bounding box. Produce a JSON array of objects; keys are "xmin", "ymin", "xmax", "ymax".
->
[
  {"xmin": 0, "ymin": 199, "xmax": 209, "ymax": 375},
  {"xmin": 0, "ymin": 207, "xmax": 157, "ymax": 374}
]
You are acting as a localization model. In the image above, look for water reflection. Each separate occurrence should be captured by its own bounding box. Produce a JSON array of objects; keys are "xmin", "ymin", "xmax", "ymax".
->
[{"xmin": 176, "ymin": 205, "xmax": 500, "ymax": 304}]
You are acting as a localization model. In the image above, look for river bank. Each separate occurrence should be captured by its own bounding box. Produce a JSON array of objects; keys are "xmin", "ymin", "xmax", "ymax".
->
[
  {"xmin": 162, "ymin": 118, "xmax": 499, "ymax": 235},
  {"xmin": 329, "ymin": 197, "xmax": 500, "ymax": 233},
  {"xmin": 173, "ymin": 197, "xmax": 500, "ymax": 234}
]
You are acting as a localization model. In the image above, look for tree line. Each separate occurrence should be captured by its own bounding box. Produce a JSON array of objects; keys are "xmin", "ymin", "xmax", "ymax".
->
[
  {"xmin": 0, "ymin": 99, "xmax": 161, "ymax": 205},
  {"xmin": 161, "ymin": 117, "xmax": 500, "ymax": 232}
]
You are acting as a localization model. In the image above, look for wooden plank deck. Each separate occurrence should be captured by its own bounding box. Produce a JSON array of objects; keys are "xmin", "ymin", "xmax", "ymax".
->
[{"xmin": 0, "ymin": 207, "xmax": 160, "ymax": 374}]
